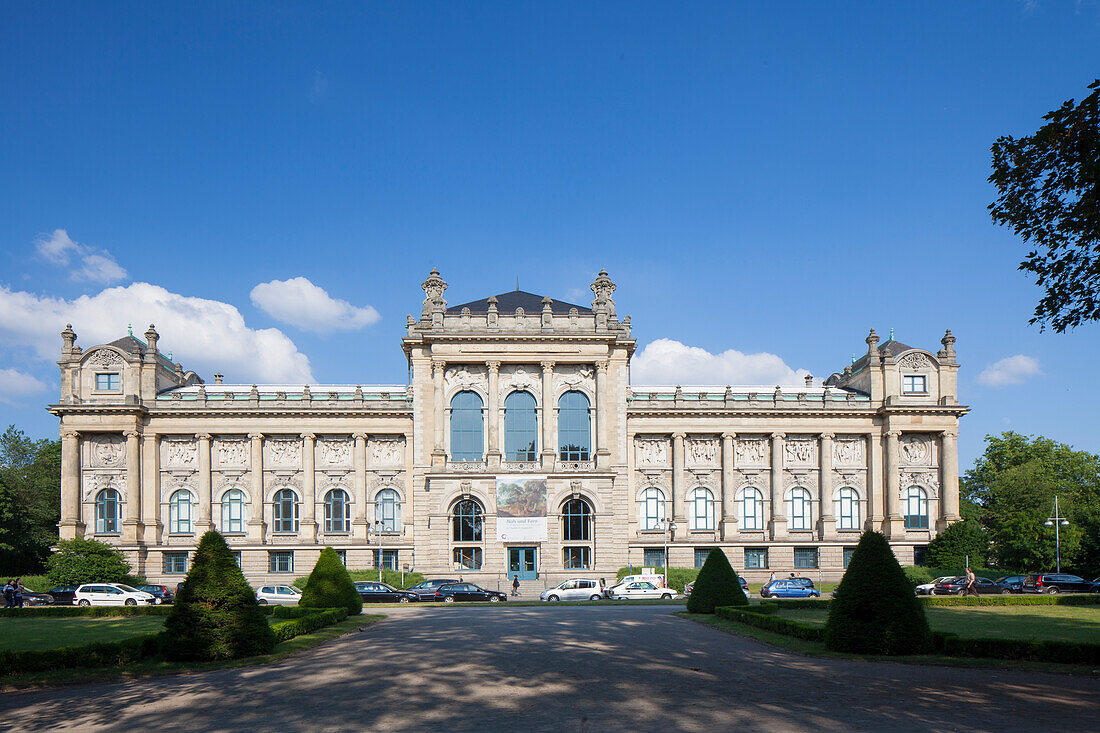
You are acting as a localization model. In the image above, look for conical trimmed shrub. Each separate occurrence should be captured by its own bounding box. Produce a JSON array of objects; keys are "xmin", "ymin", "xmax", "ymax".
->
[
  {"xmin": 686, "ymin": 548, "xmax": 748, "ymax": 613},
  {"xmin": 299, "ymin": 547, "xmax": 362, "ymax": 615},
  {"xmin": 824, "ymin": 530, "xmax": 932, "ymax": 655},
  {"xmin": 163, "ymin": 531, "xmax": 276, "ymax": 661}
]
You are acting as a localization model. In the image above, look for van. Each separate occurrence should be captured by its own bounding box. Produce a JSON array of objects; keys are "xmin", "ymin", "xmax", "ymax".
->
[
  {"xmin": 540, "ymin": 578, "xmax": 604, "ymax": 602},
  {"xmin": 604, "ymin": 573, "xmax": 664, "ymax": 598}
]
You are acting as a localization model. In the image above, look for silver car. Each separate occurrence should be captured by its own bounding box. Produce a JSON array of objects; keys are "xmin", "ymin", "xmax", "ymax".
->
[
  {"xmin": 540, "ymin": 578, "xmax": 604, "ymax": 602},
  {"xmin": 255, "ymin": 584, "xmax": 302, "ymax": 606}
]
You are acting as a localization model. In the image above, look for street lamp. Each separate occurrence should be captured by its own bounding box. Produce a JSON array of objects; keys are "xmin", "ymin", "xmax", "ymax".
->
[
  {"xmin": 660, "ymin": 517, "xmax": 677, "ymax": 587},
  {"xmin": 1043, "ymin": 495, "xmax": 1070, "ymax": 574},
  {"xmin": 373, "ymin": 520, "xmax": 384, "ymax": 581}
]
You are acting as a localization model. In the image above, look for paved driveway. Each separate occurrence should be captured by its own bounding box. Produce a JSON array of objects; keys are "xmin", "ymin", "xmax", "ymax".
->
[{"xmin": 3, "ymin": 605, "xmax": 1098, "ymax": 731}]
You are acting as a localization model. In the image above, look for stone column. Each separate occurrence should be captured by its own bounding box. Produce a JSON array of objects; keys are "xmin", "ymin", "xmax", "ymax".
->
[
  {"xmin": 432, "ymin": 360, "xmax": 446, "ymax": 467},
  {"xmin": 721, "ymin": 432, "xmax": 736, "ymax": 539},
  {"xmin": 868, "ymin": 432, "xmax": 883, "ymax": 528},
  {"xmin": 196, "ymin": 433, "xmax": 212, "ymax": 532},
  {"xmin": 939, "ymin": 430, "xmax": 960, "ymax": 530},
  {"xmin": 770, "ymin": 432, "xmax": 787, "ymax": 539},
  {"xmin": 540, "ymin": 361, "xmax": 556, "ymax": 470},
  {"xmin": 486, "ymin": 361, "xmax": 501, "ymax": 468},
  {"xmin": 671, "ymin": 433, "xmax": 685, "ymax": 525},
  {"xmin": 123, "ymin": 431, "xmax": 142, "ymax": 542},
  {"xmin": 353, "ymin": 433, "xmax": 369, "ymax": 541},
  {"xmin": 141, "ymin": 434, "xmax": 160, "ymax": 544},
  {"xmin": 59, "ymin": 430, "xmax": 83, "ymax": 539},
  {"xmin": 248, "ymin": 433, "xmax": 265, "ymax": 542},
  {"xmin": 818, "ymin": 433, "xmax": 835, "ymax": 539},
  {"xmin": 884, "ymin": 430, "xmax": 904, "ymax": 537},
  {"xmin": 595, "ymin": 360, "xmax": 611, "ymax": 468},
  {"xmin": 301, "ymin": 433, "xmax": 317, "ymax": 541}
]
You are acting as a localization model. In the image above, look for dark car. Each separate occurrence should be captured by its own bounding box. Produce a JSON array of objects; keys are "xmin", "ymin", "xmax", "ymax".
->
[
  {"xmin": 434, "ymin": 583, "xmax": 507, "ymax": 603},
  {"xmin": 933, "ymin": 576, "xmax": 1010, "ymax": 595},
  {"xmin": 47, "ymin": 585, "xmax": 79, "ymax": 605},
  {"xmin": 685, "ymin": 577, "xmax": 749, "ymax": 597},
  {"xmin": 1021, "ymin": 573, "xmax": 1099, "ymax": 594},
  {"xmin": 138, "ymin": 584, "xmax": 174, "ymax": 604},
  {"xmin": 994, "ymin": 575, "xmax": 1026, "ymax": 593},
  {"xmin": 21, "ymin": 589, "xmax": 55, "ymax": 606},
  {"xmin": 407, "ymin": 578, "xmax": 460, "ymax": 601},
  {"xmin": 355, "ymin": 581, "xmax": 417, "ymax": 603}
]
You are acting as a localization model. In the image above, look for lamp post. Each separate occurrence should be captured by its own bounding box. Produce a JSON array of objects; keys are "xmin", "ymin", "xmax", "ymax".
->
[
  {"xmin": 1044, "ymin": 495, "xmax": 1070, "ymax": 574},
  {"xmin": 374, "ymin": 520, "xmax": 384, "ymax": 581},
  {"xmin": 661, "ymin": 518, "xmax": 677, "ymax": 587}
]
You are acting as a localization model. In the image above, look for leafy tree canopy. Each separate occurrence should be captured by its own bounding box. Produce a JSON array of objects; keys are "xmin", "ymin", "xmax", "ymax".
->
[
  {"xmin": 300, "ymin": 547, "xmax": 362, "ymax": 615},
  {"xmin": 923, "ymin": 519, "xmax": 989, "ymax": 571},
  {"xmin": 0, "ymin": 426, "xmax": 61, "ymax": 574},
  {"xmin": 46, "ymin": 537, "xmax": 131, "ymax": 585}
]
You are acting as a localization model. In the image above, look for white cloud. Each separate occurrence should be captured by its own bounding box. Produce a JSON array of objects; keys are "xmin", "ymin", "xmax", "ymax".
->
[
  {"xmin": 0, "ymin": 368, "xmax": 48, "ymax": 405},
  {"xmin": 631, "ymin": 338, "xmax": 810, "ymax": 386},
  {"xmin": 33, "ymin": 229, "xmax": 129, "ymax": 284},
  {"xmin": 250, "ymin": 277, "xmax": 380, "ymax": 334},
  {"xmin": 0, "ymin": 282, "xmax": 314, "ymax": 383},
  {"xmin": 978, "ymin": 355, "xmax": 1042, "ymax": 387}
]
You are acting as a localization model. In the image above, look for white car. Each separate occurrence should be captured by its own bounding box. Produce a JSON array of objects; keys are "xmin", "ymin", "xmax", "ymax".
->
[
  {"xmin": 256, "ymin": 584, "xmax": 302, "ymax": 605},
  {"xmin": 541, "ymin": 578, "xmax": 604, "ymax": 602},
  {"xmin": 609, "ymin": 581, "xmax": 677, "ymax": 600},
  {"xmin": 74, "ymin": 583, "xmax": 157, "ymax": 607},
  {"xmin": 915, "ymin": 577, "xmax": 951, "ymax": 596}
]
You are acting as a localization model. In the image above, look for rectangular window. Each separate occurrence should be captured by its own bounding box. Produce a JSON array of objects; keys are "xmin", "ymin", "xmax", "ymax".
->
[
  {"xmin": 563, "ymin": 546, "xmax": 591, "ymax": 569},
  {"xmin": 913, "ymin": 546, "xmax": 927, "ymax": 566},
  {"xmin": 269, "ymin": 551, "xmax": 294, "ymax": 573},
  {"xmin": 643, "ymin": 548, "xmax": 666, "ymax": 569},
  {"xmin": 843, "ymin": 547, "xmax": 856, "ymax": 568},
  {"xmin": 373, "ymin": 549, "xmax": 398, "ymax": 570},
  {"xmin": 794, "ymin": 547, "xmax": 819, "ymax": 569},
  {"xmin": 95, "ymin": 373, "xmax": 120, "ymax": 391},
  {"xmin": 163, "ymin": 552, "xmax": 188, "ymax": 574},
  {"xmin": 694, "ymin": 548, "xmax": 714, "ymax": 569},
  {"xmin": 903, "ymin": 375, "xmax": 927, "ymax": 394},
  {"xmin": 452, "ymin": 547, "xmax": 482, "ymax": 570},
  {"xmin": 745, "ymin": 548, "xmax": 768, "ymax": 570}
]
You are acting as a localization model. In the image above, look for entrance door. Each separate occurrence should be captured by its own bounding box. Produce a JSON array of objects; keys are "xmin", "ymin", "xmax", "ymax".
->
[{"xmin": 508, "ymin": 547, "xmax": 538, "ymax": 581}]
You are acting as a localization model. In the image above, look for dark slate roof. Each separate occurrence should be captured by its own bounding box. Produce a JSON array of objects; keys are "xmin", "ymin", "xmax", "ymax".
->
[
  {"xmin": 849, "ymin": 338, "xmax": 918, "ymax": 373},
  {"xmin": 446, "ymin": 290, "xmax": 592, "ymax": 315},
  {"xmin": 107, "ymin": 336, "xmax": 146, "ymax": 356}
]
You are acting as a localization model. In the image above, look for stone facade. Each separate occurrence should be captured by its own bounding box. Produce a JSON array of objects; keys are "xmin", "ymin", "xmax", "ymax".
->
[{"xmin": 49, "ymin": 271, "xmax": 967, "ymax": 587}]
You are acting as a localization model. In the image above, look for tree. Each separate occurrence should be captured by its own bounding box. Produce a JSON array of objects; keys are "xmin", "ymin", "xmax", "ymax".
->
[
  {"xmin": 923, "ymin": 520, "xmax": 990, "ymax": 571},
  {"xmin": 686, "ymin": 548, "xmax": 747, "ymax": 613},
  {"xmin": 0, "ymin": 426, "xmax": 62, "ymax": 574},
  {"xmin": 46, "ymin": 537, "xmax": 131, "ymax": 585},
  {"xmin": 824, "ymin": 531, "xmax": 931, "ymax": 655},
  {"xmin": 299, "ymin": 547, "xmax": 362, "ymax": 615},
  {"xmin": 163, "ymin": 531, "xmax": 275, "ymax": 661},
  {"xmin": 989, "ymin": 79, "xmax": 1100, "ymax": 332}
]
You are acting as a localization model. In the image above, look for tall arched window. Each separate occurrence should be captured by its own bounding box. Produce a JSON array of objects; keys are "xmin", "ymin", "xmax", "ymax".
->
[
  {"xmin": 169, "ymin": 489, "xmax": 194, "ymax": 534},
  {"xmin": 375, "ymin": 488, "xmax": 401, "ymax": 532},
  {"xmin": 450, "ymin": 391, "xmax": 484, "ymax": 461},
  {"xmin": 639, "ymin": 487, "xmax": 665, "ymax": 530},
  {"xmin": 221, "ymin": 489, "xmax": 246, "ymax": 533},
  {"xmin": 95, "ymin": 488, "xmax": 120, "ymax": 534},
  {"xmin": 904, "ymin": 486, "xmax": 929, "ymax": 529},
  {"xmin": 740, "ymin": 487, "xmax": 764, "ymax": 530},
  {"xmin": 452, "ymin": 499, "xmax": 483, "ymax": 542},
  {"xmin": 689, "ymin": 488, "xmax": 715, "ymax": 531},
  {"xmin": 788, "ymin": 487, "xmax": 813, "ymax": 531},
  {"xmin": 503, "ymin": 390, "xmax": 538, "ymax": 462},
  {"xmin": 273, "ymin": 488, "xmax": 299, "ymax": 533},
  {"xmin": 324, "ymin": 488, "xmax": 351, "ymax": 533},
  {"xmin": 558, "ymin": 391, "xmax": 591, "ymax": 461},
  {"xmin": 562, "ymin": 498, "xmax": 592, "ymax": 541},
  {"xmin": 836, "ymin": 487, "xmax": 861, "ymax": 530}
]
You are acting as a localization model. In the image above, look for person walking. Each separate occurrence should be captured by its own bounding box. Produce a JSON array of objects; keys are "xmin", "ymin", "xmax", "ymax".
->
[
  {"xmin": 511, "ymin": 574, "xmax": 520, "ymax": 597},
  {"xmin": 13, "ymin": 578, "xmax": 24, "ymax": 608},
  {"xmin": 2, "ymin": 580, "xmax": 13, "ymax": 608},
  {"xmin": 768, "ymin": 571, "xmax": 776, "ymax": 584},
  {"xmin": 964, "ymin": 566, "xmax": 979, "ymax": 597}
]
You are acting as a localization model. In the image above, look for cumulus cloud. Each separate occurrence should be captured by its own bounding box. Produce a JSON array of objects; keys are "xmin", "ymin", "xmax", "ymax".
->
[
  {"xmin": 631, "ymin": 338, "xmax": 810, "ymax": 386},
  {"xmin": 0, "ymin": 368, "xmax": 48, "ymax": 405},
  {"xmin": 978, "ymin": 355, "xmax": 1041, "ymax": 387},
  {"xmin": 0, "ymin": 282, "xmax": 313, "ymax": 383},
  {"xmin": 250, "ymin": 277, "xmax": 380, "ymax": 334},
  {"xmin": 34, "ymin": 229, "xmax": 129, "ymax": 284}
]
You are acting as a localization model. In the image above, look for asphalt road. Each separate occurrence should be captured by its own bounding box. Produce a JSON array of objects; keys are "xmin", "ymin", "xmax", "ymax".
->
[{"xmin": 3, "ymin": 605, "xmax": 1098, "ymax": 732}]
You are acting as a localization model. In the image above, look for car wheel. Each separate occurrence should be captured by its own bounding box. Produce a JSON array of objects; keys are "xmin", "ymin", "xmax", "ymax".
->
[
  {"xmin": 78, "ymin": 599, "xmax": 90, "ymax": 606},
  {"xmin": 589, "ymin": 594, "xmax": 601, "ymax": 601},
  {"xmin": 661, "ymin": 593, "xmax": 672, "ymax": 600},
  {"xmin": 1001, "ymin": 589, "xmax": 1011, "ymax": 595},
  {"xmin": 489, "ymin": 596, "xmax": 500, "ymax": 603},
  {"xmin": 1047, "ymin": 586, "xmax": 1059, "ymax": 594},
  {"xmin": 258, "ymin": 599, "xmax": 268, "ymax": 605},
  {"xmin": 547, "ymin": 594, "xmax": 559, "ymax": 602},
  {"xmin": 125, "ymin": 599, "xmax": 137, "ymax": 606},
  {"xmin": 443, "ymin": 596, "xmax": 455, "ymax": 603}
]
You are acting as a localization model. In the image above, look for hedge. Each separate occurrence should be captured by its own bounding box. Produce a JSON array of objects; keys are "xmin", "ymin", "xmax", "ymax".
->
[
  {"xmin": 715, "ymin": 605, "xmax": 825, "ymax": 642},
  {"xmin": 0, "ymin": 634, "xmax": 161, "ymax": 676},
  {"xmin": 758, "ymin": 599, "xmax": 831, "ymax": 611},
  {"xmin": 921, "ymin": 594, "xmax": 1100, "ymax": 607},
  {"xmin": 0, "ymin": 605, "xmax": 173, "ymax": 618},
  {"xmin": 270, "ymin": 608, "xmax": 348, "ymax": 643}
]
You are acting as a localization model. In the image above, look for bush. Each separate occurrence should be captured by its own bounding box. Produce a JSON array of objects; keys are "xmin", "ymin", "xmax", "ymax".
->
[
  {"xmin": 824, "ymin": 531, "xmax": 932, "ymax": 655},
  {"xmin": 686, "ymin": 549, "xmax": 747, "ymax": 613},
  {"xmin": 0, "ymin": 634, "xmax": 161, "ymax": 676},
  {"xmin": 45, "ymin": 538, "xmax": 131, "ymax": 586},
  {"xmin": 921, "ymin": 593, "xmax": 1100, "ymax": 607},
  {"xmin": 902, "ymin": 565, "xmax": 933, "ymax": 590},
  {"xmin": 299, "ymin": 547, "xmax": 362, "ymax": 616},
  {"xmin": 616, "ymin": 566, "xmax": 699, "ymax": 592},
  {"xmin": 715, "ymin": 605, "xmax": 826, "ymax": 642},
  {"xmin": 162, "ymin": 531, "xmax": 275, "ymax": 661},
  {"xmin": 270, "ymin": 608, "xmax": 348, "ymax": 643},
  {"xmin": 0, "ymin": 605, "xmax": 172, "ymax": 618}
]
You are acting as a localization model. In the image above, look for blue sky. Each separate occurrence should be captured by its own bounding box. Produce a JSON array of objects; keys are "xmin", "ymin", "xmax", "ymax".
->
[{"xmin": 1, "ymin": 2, "xmax": 1099, "ymax": 471}]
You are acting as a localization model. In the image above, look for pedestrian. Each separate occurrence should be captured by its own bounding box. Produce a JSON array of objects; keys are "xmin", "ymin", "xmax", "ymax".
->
[
  {"xmin": 511, "ymin": 574, "xmax": 520, "ymax": 597},
  {"xmin": 2, "ymin": 580, "xmax": 13, "ymax": 608},
  {"xmin": 789, "ymin": 573, "xmax": 796, "ymax": 580},
  {"xmin": 13, "ymin": 577, "xmax": 23, "ymax": 608},
  {"xmin": 963, "ymin": 567, "xmax": 979, "ymax": 597},
  {"xmin": 768, "ymin": 571, "xmax": 776, "ymax": 584}
]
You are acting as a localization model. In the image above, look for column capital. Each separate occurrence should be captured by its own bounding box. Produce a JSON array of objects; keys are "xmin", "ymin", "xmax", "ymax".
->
[
  {"xmin": 721, "ymin": 432, "xmax": 736, "ymax": 441},
  {"xmin": 353, "ymin": 432, "xmax": 368, "ymax": 441},
  {"xmin": 124, "ymin": 430, "xmax": 141, "ymax": 440},
  {"xmin": 819, "ymin": 432, "xmax": 835, "ymax": 441},
  {"xmin": 595, "ymin": 360, "xmax": 609, "ymax": 374},
  {"xmin": 61, "ymin": 429, "xmax": 80, "ymax": 439},
  {"xmin": 300, "ymin": 433, "xmax": 316, "ymax": 442},
  {"xmin": 771, "ymin": 432, "xmax": 785, "ymax": 441},
  {"xmin": 195, "ymin": 432, "xmax": 212, "ymax": 442},
  {"xmin": 672, "ymin": 432, "xmax": 686, "ymax": 441},
  {"xmin": 941, "ymin": 429, "xmax": 958, "ymax": 438},
  {"xmin": 540, "ymin": 360, "xmax": 555, "ymax": 372},
  {"xmin": 248, "ymin": 432, "xmax": 264, "ymax": 441},
  {"xmin": 486, "ymin": 360, "xmax": 501, "ymax": 374},
  {"xmin": 431, "ymin": 359, "xmax": 447, "ymax": 374},
  {"xmin": 885, "ymin": 430, "xmax": 902, "ymax": 439}
]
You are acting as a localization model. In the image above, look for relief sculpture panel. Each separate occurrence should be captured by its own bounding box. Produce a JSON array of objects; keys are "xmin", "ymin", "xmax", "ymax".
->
[
  {"xmin": 317, "ymin": 437, "xmax": 352, "ymax": 466},
  {"xmin": 783, "ymin": 438, "xmax": 816, "ymax": 465},
  {"xmin": 89, "ymin": 434, "xmax": 125, "ymax": 468},
  {"xmin": 368, "ymin": 437, "xmax": 405, "ymax": 467},
  {"xmin": 264, "ymin": 437, "xmax": 301, "ymax": 467},
  {"xmin": 833, "ymin": 437, "xmax": 866, "ymax": 467},
  {"xmin": 900, "ymin": 434, "xmax": 932, "ymax": 466},
  {"xmin": 215, "ymin": 439, "xmax": 250, "ymax": 467},
  {"xmin": 634, "ymin": 437, "xmax": 669, "ymax": 467},
  {"xmin": 734, "ymin": 438, "xmax": 767, "ymax": 467},
  {"xmin": 685, "ymin": 437, "xmax": 719, "ymax": 466},
  {"xmin": 161, "ymin": 438, "xmax": 197, "ymax": 467}
]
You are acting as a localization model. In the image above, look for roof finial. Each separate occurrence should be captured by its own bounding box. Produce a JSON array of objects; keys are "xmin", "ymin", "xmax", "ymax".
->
[
  {"xmin": 889, "ymin": 327, "xmax": 894, "ymax": 341},
  {"xmin": 516, "ymin": 276, "xmax": 519, "ymax": 292},
  {"xmin": 127, "ymin": 323, "xmax": 132, "ymax": 336}
]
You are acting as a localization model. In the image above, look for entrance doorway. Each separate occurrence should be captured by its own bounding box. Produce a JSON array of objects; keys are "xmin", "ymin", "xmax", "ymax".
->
[{"xmin": 508, "ymin": 546, "xmax": 537, "ymax": 581}]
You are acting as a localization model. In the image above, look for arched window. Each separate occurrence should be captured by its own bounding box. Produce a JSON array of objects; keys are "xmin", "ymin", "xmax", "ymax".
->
[
  {"xmin": 221, "ymin": 489, "xmax": 246, "ymax": 533},
  {"xmin": 273, "ymin": 488, "xmax": 299, "ymax": 533},
  {"xmin": 503, "ymin": 390, "xmax": 538, "ymax": 462},
  {"xmin": 740, "ymin": 487, "xmax": 764, "ymax": 530},
  {"xmin": 689, "ymin": 488, "xmax": 715, "ymax": 531},
  {"xmin": 169, "ymin": 489, "xmax": 194, "ymax": 534},
  {"xmin": 450, "ymin": 391, "xmax": 484, "ymax": 462},
  {"xmin": 788, "ymin": 487, "xmax": 813, "ymax": 531},
  {"xmin": 558, "ymin": 391, "xmax": 591, "ymax": 461},
  {"xmin": 562, "ymin": 498, "xmax": 592, "ymax": 541},
  {"xmin": 376, "ymin": 488, "xmax": 401, "ymax": 532},
  {"xmin": 639, "ymin": 487, "xmax": 665, "ymax": 530},
  {"xmin": 452, "ymin": 499, "xmax": 483, "ymax": 542},
  {"xmin": 836, "ymin": 487, "xmax": 861, "ymax": 530},
  {"xmin": 904, "ymin": 486, "xmax": 929, "ymax": 529},
  {"xmin": 324, "ymin": 488, "xmax": 351, "ymax": 533},
  {"xmin": 95, "ymin": 488, "xmax": 120, "ymax": 534}
]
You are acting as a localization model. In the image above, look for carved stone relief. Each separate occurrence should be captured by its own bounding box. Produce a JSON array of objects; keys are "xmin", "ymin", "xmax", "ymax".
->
[
  {"xmin": 898, "ymin": 352, "xmax": 932, "ymax": 370},
  {"xmin": 444, "ymin": 365, "xmax": 486, "ymax": 393},
  {"xmin": 85, "ymin": 348, "xmax": 124, "ymax": 367},
  {"xmin": 501, "ymin": 365, "xmax": 539, "ymax": 395},
  {"xmin": 368, "ymin": 437, "xmax": 405, "ymax": 467},
  {"xmin": 833, "ymin": 437, "xmax": 865, "ymax": 467},
  {"xmin": 901, "ymin": 471, "xmax": 940, "ymax": 496},
  {"xmin": 554, "ymin": 365, "xmax": 594, "ymax": 396},
  {"xmin": 734, "ymin": 438, "xmax": 768, "ymax": 466},
  {"xmin": 785, "ymin": 474, "xmax": 817, "ymax": 493},
  {"xmin": 264, "ymin": 437, "xmax": 301, "ymax": 467},
  {"xmin": 82, "ymin": 472, "xmax": 122, "ymax": 502},
  {"xmin": 89, "ymin": 435, "xmax": 125, "ymax": 467},
  {"xmin": 215, "ymin": 439, "xmax": 250, "ymax": 467},
  {"xmin": 685, "ymin": 437, "xmax": 719, "ymax": 466},
  {"xmin": 161, "ymin": 438, "xmax": 197, "ymax": 467},
  {"xmin": 899, "ymin": 434, "xmax": 932, "ymax": 466},
  {"xmin": 317, "ymin": 437, "xmax": 352, "ymax": 466},
  {"xmin": 634, "ymin": 437, "xmax": 669, "ymax": 467},
  {"xmin": 784, "ymin": 438, "xmax": 816, "ymax": 465}
]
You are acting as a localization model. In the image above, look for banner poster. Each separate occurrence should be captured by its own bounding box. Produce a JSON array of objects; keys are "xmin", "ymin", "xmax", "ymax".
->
[{"xmin": 495, "ymin": 475, "xmax": 548, "ymax": 542}]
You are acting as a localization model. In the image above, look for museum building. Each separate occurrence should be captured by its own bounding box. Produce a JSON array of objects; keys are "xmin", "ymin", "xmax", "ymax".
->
[{"xmin": 49, "ymin": 269, "xmax": 968, "ymax": 587}]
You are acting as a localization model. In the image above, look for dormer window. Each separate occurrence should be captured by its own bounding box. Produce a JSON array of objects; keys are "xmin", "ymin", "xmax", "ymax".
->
[
  {"xmin": 95, "ymin": 373, "xmax": 120, "ymax": 391},
  {"xmin": 903, "ymin": 375, "xmax": 927, "ymax": 394}
]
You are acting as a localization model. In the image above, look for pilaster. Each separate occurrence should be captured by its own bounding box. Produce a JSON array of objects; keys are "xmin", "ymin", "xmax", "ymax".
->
[
  {"xmin": 595, "ymin": 360, "xmax": 611, "ymax": 468},
  {"xmin": 353, "ymin": 433, "xmax": 369, "ymax": 541},
  {"xmin": 720, "ymin": 432, "xmax": 736, "ymax": 539},
  {"xmin": 59, "ymin": 430, "xmax": 83, "ymax": 539},
  {"xmin": 770, "ymin": 432, "xmax": 787, "ymax": 539},
  {"xmin": 248, "ymin": 433, "xmax": 266, "ymax": 541},
  {"xmin": 939, "ymin": 430, "xmax": 961, "ymax": 530},
  {"xmin": 884, "ymin": 430, "xmax": 904, "ymax": 537},
  {"xmin": 540, "ymin": 361, "xmax": 556, "ymax": 470},
  {"xmin": 671, "ymin": 432, "xmax": 685, "ymax": 525},
  {"xmin": 431, "ymin": 359, "xmax": 446, "ymax": 467},
  {"xmin": 123, "ymin": 431, "xmax": 142, "ymax": 542},
  {"xmin": 486, "ymin": 361, "xmax": 501, "ymax": 468},
  {"xmin": 818, "ymin": 433, "xmax": 836, "ymax": 540},
  {"xmin": 195, "ymin": 433, "xmax": 213, "ymax": 532},
  {"xmin": 301, "ymin": 433, "xmax": 317, "ymax": 541}
]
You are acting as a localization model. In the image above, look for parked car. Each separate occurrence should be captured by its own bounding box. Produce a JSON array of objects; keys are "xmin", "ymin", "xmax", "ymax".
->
[
  {"xmin": 933, "ymin": 576, "xmax": 1010, "ymax": 595},
  {"xmin": 684, "ymin": 577, "xmax": 750, "ymax": 598},
  {"xmin": 355, "ymin": 581, "xmax": 418, "ymax": 603},
  {"xmin": 434, "ymin": 583, "xmax": 507, "ymax": 603},
  {"xmin": 21, "ymin": 588, "xmax": 55, "ymax": 606},
  {"xmin": 609, "ymin": 581, "xmax": 676, "ymax": 600},
  {"xmin": 255, "ymin": 585, "xmax": 302, "ymax": 605},
  {"xmin": 541, "ymin": 578, "xmax": 603, "ymax": 602},
  {"xmin": 994, "ymin": 575, "xmax": 1026, "ymax": 593},
  {"xmin": 760, "ymin": 579, "xmax": 820, "ymax": 598},
  {"xmin": 138, "ymin": 584, "xmax": 174, "ymax": 604},
  {"xmin": 407, "ymin": 579, "xmax": 460, "ymax": 601},
  {"xmin": 1021, "ymin": 573, "xmax": 1099, "ymax": 594},
  {"xmin": 47, "ymin": 585, "xmax": 79, "ymax": 605},
  {"xmin": 915, "ymin": 577, "xmax": 952, "ymax": 596},
  {"xmin": 74, "ymin": 583, "xmax": 157, "ymax": 607}
]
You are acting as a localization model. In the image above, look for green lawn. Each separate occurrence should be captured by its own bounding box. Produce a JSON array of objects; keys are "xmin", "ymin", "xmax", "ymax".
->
[
  {"xmin": 773, "ymin": 605, "xmax": 1100, "ymax": 644},
  {"xmin": 0, "ymin": 616, "xmax": 167, "ymax": 652}
]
